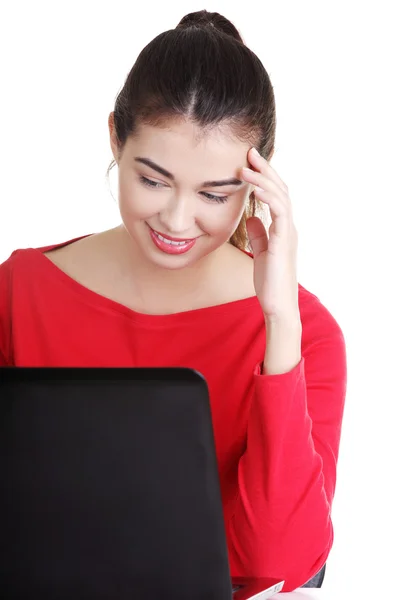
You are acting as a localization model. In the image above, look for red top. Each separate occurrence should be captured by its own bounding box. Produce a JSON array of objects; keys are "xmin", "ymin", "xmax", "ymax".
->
[{"xmin": 0, "ymin": 234, "xmax": 347, "ymax": 592}]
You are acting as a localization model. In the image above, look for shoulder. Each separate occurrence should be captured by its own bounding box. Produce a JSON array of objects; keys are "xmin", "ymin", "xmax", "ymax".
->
[
  {"xmin": 0, "ymin": 246, "xmax": 36, "ymax": 280},
  {"xmin": 0, "ymin": 247, "xmax": 44, "ymax": 363},
  {"xmin": 298, "ymin": 283, "xmax": 346, "ymax": 343},
  {"xmin": 0, "ymin": 232, "xmax": 93, "ymax": 275},
  {"xmin": 0, "ymin": 232, "xmax": 95, "ymax": 311},
  {"xmin": 297, "ymin": 283, "xmax": 347, "ymax": 394},
  {"xmin": 0, "ymin": 247, "xmax": 32, "ymax": 288},
  {"xmin": 0, "ymin": 235, "xmax": 94, "ymax": 365}
]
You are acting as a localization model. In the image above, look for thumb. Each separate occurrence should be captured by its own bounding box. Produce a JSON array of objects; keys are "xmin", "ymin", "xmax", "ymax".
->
[{"xmin": 246, "ymin": 216, "xmax": 268, "ymax": 258}]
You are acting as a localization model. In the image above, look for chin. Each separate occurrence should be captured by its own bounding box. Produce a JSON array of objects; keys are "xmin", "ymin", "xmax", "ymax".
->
[{"xmin": 147, "ymin": 248, "xmax": 201, "ymax": 270}]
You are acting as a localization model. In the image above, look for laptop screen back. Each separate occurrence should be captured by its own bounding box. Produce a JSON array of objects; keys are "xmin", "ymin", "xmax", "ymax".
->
[{"xmin": 0, "ymin": 367, "xmax": 233, "ymax": 600}]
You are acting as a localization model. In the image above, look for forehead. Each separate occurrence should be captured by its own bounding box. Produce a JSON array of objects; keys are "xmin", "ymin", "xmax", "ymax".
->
[{"xmin": 132, "ymin": 118, "xmax": 248, "ymax": 154}]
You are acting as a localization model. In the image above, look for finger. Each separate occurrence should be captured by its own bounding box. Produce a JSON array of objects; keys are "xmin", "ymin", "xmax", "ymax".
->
[
  {"xmin": 242, "ymin": 167, "xmax": 289, "ymax": 207},
  {"xmin": 247, "ymin": 149, "xmax": 289, "ymax": 194},
  {"xmin": 264, "ymin": 164, "xmax": 288, "ymax": 194},
  {"xmin": 246, "ymin": 216, "xmax": 268, "ymax": 258},
  {"xmin": 253, "ymin": 185, "xmax": 287, "ymax": 220}
]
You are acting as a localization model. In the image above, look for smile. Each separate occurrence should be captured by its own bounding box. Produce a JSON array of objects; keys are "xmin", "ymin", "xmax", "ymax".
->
[
  {"xmin": 153, "ymin": 231, "xmax": 190, "ymax": 246},
  {"xmin": 148, "ymin": 225, "xmax": 198, "ymax": 255}
]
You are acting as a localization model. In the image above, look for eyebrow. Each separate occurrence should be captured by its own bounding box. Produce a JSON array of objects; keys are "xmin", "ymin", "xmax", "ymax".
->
[{"xmin": 134, "ymin": 157, "xmax": 244, "ymax": 188}]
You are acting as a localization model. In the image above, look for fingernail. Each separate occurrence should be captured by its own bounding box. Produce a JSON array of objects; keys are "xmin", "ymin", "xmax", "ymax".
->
[{"xmin": 252, "ymin": 147, "xmax": 260, "ymax": 156}]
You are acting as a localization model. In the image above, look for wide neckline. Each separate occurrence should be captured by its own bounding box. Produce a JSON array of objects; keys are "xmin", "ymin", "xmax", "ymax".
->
[{"xmin": 29, "ymin": 233, "xmax": 261, "ymax": 325}]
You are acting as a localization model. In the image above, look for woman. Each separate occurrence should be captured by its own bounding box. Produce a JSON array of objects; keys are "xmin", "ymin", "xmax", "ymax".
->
[{"xmin": 0, "ymin": 10, "xmax": 347, "ymax": 592}]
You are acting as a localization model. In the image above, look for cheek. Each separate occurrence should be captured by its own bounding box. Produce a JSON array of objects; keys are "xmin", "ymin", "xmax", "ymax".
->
[
  {"xmin": 203, "ymin": 199, "xmax": 246, "ymax": 236},
  {"xmin": 118, "ymin": 178, "xmax": 158, "ymax": 219},
  {"xmin": 214, "ymin": 198, "xmax": 245, "ymax": 235}
]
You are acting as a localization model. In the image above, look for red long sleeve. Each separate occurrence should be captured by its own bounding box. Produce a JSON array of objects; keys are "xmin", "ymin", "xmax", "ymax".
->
[
  {"xmin": 0, "ymin": 235, "xmax": 347, "ymax": 591},
  {"xmin": 228, "ymin": 317, "xmax": 347, "ymax": 591}
]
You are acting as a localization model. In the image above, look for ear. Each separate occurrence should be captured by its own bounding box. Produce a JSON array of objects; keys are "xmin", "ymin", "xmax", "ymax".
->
[{"xmin": 108, "ymin": 112, "xmax": 120, "ymax": 163}]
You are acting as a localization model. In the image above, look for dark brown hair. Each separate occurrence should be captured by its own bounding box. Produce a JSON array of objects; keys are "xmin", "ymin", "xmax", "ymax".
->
[{"xmin": 106, "ymin": 10, "xmax": 276, "ymax": 251}]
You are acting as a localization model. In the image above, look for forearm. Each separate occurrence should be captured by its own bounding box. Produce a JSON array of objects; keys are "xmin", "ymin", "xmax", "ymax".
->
[{"xmin": 262, "ymin": 315, "xmax": 302, "ymax": 375}]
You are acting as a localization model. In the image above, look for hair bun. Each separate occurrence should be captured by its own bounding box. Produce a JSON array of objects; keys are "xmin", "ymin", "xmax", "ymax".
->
[{"xmin": 176, "ymin": 10, "xmax": 243, "ymax": 43}]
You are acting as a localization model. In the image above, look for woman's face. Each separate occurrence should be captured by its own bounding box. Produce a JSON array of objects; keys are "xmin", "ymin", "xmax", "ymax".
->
[{"xmin": 108, "ymin": 115, "xmax": 255, "ymax": 270}]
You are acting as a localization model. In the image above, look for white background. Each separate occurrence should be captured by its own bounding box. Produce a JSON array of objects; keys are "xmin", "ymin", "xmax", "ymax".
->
[{"xmin": 1, "ymin": 1, "xmax": 399, "ymax": 594}]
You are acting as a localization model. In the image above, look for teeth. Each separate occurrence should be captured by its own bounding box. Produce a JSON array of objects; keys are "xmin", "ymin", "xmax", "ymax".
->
[{"xmin": 155, "ymin": 232, "xmax": 188, "ymax": 246}]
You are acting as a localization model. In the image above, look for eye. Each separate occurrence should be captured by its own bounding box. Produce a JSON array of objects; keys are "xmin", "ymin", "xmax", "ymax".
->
[
  {"xmin": 139, "ymin": 176, "xmax": 229, "ymax": 204},
  {"xmin": 202, "ymin": 192, "xmax": 229, "ymax": 204},
  {"xmin": 139, "ymin": 175, "xmax": 163, "ymax": 189}
]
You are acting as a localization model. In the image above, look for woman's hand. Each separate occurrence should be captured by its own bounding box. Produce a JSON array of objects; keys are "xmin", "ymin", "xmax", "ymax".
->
[{"xmin": 241, "ymin": 147, "xmax": 300, "ymax": 323}]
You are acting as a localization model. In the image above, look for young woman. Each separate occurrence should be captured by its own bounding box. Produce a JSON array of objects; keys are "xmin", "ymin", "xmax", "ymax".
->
[{"xmin": 0, "ymin": 10, "xmax": 347, "ymax": 592}]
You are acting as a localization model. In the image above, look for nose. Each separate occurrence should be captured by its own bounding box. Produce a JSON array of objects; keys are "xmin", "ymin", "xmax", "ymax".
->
[{"xmin": 157, "ymin": 193, "xmax": 196, "ymax": 235}]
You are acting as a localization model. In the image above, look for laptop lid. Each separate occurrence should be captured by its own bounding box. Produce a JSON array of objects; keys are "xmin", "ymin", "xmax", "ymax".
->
[{"xmin": 0, "ymin": 367, "xmax": 233, "ymax": 600}]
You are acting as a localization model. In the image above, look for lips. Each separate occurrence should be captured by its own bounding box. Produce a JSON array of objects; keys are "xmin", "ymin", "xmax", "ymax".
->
[
  {"xmin": 148, "ymin": 225, "xmax": 198, "ymax": 255},
  {"xmin": 151, "ymin": 228, "xmax": 195, "ymax": 243}
]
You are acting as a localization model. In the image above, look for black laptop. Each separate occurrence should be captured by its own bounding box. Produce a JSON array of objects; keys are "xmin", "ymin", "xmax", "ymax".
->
[{"xmin": 0, "ymin": 367, "xmax": 284, "ymax": 599}]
